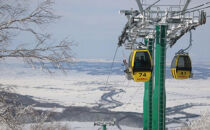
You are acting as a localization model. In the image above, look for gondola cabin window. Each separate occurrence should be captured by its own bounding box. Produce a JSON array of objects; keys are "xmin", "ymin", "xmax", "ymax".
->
[
  {"xmin": 133, "ymin": 52, "xmax": 151, "ymax": 72},
  {"xmin": 171, "ymin": 56, "xmax": 177, "ymax": 68},
  {"xmin": 177, "ymin": 56, "xmax": 191, "ymax": 71}
]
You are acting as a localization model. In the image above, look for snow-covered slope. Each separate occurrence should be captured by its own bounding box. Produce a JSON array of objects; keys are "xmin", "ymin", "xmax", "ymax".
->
[{"xmin": 0, "ymin": 59, "xmax": 210, "ymax": 129}]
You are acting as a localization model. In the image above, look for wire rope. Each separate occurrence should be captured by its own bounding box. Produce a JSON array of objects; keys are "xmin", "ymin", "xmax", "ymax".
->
[
  {"xmin": 121, "ymin": 49, "xmax": 127, "ymax": 60},
  {"xmin": 184, "ymin": 2, "xmax": 210, "ymax": 12},
  {"xmin": 179, "ymin": 0, "xmax": 182, "ymax": 9},
  {"xmin": 177, "ymin": 30, "xmax": 192, "ymax": 54},
  {"xmin": 187, "ymin": 5, "xmax": 210, "ymax": 13},
  {"xmin": 111, "ymin": 48, "xmax": 143, "ymax": 108},
  {"xmin": 172, "ymin": 2, "xmax": 210, "ymax": 16},
  {"xmin": 104, "ymin": 46, "xmax": 119, "ymax": 88}
]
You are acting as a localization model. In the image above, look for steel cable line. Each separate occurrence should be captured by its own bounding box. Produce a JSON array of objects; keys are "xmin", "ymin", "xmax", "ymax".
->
[
  {"xmin": 177, "ymin": 30, "xmax": 192, "ymax": 54},
  {"xmin": 104, "ymin": 47, "xmax": 144, "ymax": 109},
  {"xmin": 104, "ymin": 46, "xmax": 119, "ymax": 88},
  {"xmin": 184, "ymin": 2, "xmax": 210, "ymax": 12},
  {"xmin": 179, "ymin": 0, "xmax": 182, "ymax": 9},
  {"xmin": 167, "ymin": 6, "xmax": 210, "ymax": 17},
  {"xmin": 171, "ymin": 2, "xmax": 210, "ymax": 16}
]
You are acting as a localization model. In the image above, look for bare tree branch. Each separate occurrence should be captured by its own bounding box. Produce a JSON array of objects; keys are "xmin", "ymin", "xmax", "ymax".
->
[{"xmin": 0, "ymin": 0, "xmax": 74, "ymax": 73}]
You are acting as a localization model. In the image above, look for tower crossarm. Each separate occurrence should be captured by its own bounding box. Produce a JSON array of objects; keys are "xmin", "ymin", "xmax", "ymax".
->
[{"xmin": 118, "ymin": 6, "xmax": 206, "ymax": 49}]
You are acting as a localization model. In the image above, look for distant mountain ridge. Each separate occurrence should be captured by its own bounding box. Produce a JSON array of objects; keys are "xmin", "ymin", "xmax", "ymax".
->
[{"xmin": 0, "ymin": 59, "xmax": 210, "ymax": 80}]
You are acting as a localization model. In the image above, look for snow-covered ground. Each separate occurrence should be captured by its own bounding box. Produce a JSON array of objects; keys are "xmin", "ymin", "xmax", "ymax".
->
[
  {"xmin": 0, "ymin": 59, "xmax": 210, "ymax": 129},
  {"xmin": 21, "ymin": 121, "xmax": 141, "ymax": 130}
]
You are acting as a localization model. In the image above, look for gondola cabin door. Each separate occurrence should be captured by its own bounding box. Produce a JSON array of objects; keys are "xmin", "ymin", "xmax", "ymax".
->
[{"xmin": 129, "ymin": 50, "xmax": 153, "ymax": 82}]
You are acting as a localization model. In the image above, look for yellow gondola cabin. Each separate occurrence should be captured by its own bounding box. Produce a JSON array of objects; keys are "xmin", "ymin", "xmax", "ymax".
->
[
  {"xmin": 128, "ymin": 49, "xmax": 153, "ymax": 82},
  {"xmin": 171, "ymin": 54, "xmax": 192, "ymax": 79}
]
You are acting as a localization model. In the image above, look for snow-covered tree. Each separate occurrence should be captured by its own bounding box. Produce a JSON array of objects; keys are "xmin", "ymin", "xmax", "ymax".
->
[
  {"xmin": 0, "ymin": 0, "xmax": 74, "ymax": 129},
  {"xmin": 0, "ymin": 0, "xmax": 74, "ymax": 72}
]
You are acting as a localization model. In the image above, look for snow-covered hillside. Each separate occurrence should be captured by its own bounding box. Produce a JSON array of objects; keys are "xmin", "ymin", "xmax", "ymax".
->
[{"xmin": 0, "ymin": 59, "xmax": 210, "ymax": 129}]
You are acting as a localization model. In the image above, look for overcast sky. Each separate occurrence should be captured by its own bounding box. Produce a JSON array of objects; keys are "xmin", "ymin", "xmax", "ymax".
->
[{"xmin": 47, "ymin": 0, "xmax": 210, "ymax": 63}]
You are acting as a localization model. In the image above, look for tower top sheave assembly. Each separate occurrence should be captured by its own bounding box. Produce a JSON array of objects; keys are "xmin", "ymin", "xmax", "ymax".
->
[{"xmin": 118, "ymin": 0, "xmax": 207, "ymax": 50}]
